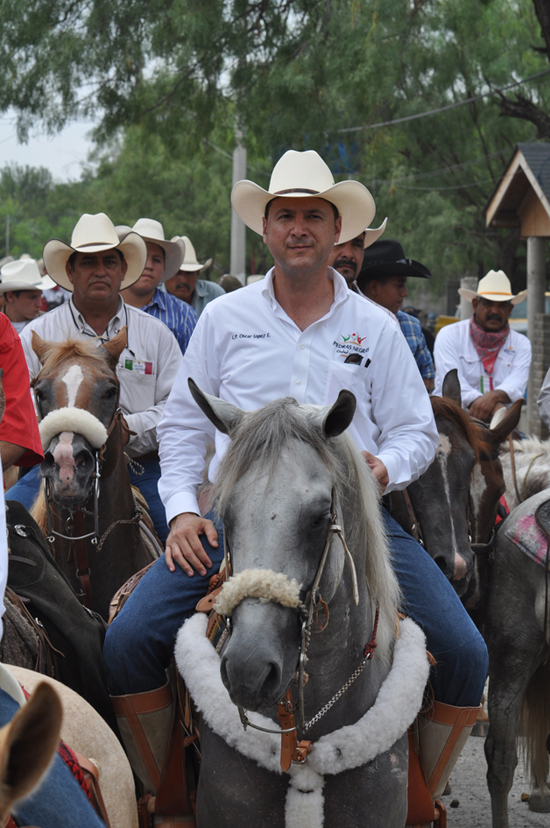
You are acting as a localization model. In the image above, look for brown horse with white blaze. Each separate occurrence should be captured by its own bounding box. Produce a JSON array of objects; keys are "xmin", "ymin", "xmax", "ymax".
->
[{"xmin": 30, "ymin": 328, "xmax": 159, "ymax": 620}]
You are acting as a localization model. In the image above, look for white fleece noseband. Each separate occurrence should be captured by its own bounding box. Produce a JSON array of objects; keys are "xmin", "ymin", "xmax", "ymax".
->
[
  {"xmin": 176, "ymin": 613, "xmax": 429, "ymax": 828},
  {"xmin": 214, "ymin": 569, "xmax": 303, "ymax": 616},
  {"xmin": 39, "ymin": 408, "xmax": 108, "ymax": 451}
]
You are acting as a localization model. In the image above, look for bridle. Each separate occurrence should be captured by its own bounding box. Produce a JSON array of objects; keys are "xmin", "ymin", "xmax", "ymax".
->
[
  {"xmin": 43, "ymin": 408, "xmax": 143, "ymax": 609},
  {"xmin": 217, "ymin": 490, "xmax": 381, "ymax": 772}
]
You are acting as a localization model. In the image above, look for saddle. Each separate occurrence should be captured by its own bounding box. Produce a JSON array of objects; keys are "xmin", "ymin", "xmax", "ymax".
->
[
  {"xmin": 5, "ymin": 500, "xmax": 118, "ymax": 735},
  {"xmin": 502, "ymin": 491, "xmax": 550, "ymax": 569}
]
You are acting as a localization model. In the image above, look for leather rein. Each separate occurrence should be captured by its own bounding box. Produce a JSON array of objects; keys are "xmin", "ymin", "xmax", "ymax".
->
[
  {"xmin": 43, "ymin": 408, "xmax": 143, "ymax": 610},
  {"xmin": 219, "ymin": 491, "xmax": 381, "ymax": 773}
]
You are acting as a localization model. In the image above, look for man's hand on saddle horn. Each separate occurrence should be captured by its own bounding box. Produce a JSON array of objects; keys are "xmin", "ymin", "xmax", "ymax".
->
[
  {"xmin": 165, "ymin": 512, "xmax": 219, "ymax": 576},
  {"xmin": 361, "ymin": 451, "xmax": 389, "ymax": 493}
]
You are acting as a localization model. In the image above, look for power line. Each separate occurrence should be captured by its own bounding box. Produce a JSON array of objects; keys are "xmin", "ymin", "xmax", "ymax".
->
[{"xmin": 339, "ymin": 68, "xmax": 550, "ymax": 134}]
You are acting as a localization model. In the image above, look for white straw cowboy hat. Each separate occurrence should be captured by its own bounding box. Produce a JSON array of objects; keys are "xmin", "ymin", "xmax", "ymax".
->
[
  {"xmin": 231, "ymin": 150, "xmax": 376, "ymax": 244},
  {"xmin": 129, "ymin": 218, "xmax": 184, "ymax": 281},
  {"xmin": 458, "ymin": 270, "xmax": 527, "ymax": 306},
  {"xmin": 0, "ymin": 258, "xmax": 45, "ymax": 294},
  {"xmin": 18, "ymin": 254, "xmax": 56, "ymax": 290},
  {"xmin": 170, "ymin": 236, "xmax": 212, "ymax": 273},
  {"xmin": 362, "ymin": 217, "xmax": 388, "ymax": 249},
  {"xmin": 43, "ymin": 213, "xmax": 147, "ymax": 292}
]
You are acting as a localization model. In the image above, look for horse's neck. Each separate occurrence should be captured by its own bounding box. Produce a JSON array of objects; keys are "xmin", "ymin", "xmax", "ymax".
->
[{"xmin": 96, "ymin": 420, "xmax": 137, "ymax": 521}]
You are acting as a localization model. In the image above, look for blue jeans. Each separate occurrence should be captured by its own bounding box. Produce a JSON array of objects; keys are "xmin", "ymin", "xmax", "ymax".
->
[
  {"xmin": 0, "ymin": 688, "xmax": 105, "ymax": 828},
  {"xmin": 104, "ymin": 509, "xmax": 487, "ymax": 708},
  {"xmin": 6, "ymin": 458, "xmax": 169, "ymax": 545}
]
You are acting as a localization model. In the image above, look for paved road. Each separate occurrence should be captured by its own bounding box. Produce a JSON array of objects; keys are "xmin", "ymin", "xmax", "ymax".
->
[{"xmin": 442, "ymin": 733, "xmax": 550, "ymax": 828}]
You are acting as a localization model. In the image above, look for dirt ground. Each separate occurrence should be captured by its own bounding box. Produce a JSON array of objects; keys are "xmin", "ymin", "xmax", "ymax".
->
[{"xmin": 441, "ymin": 733, "xmax": 550, "ymax": 828}]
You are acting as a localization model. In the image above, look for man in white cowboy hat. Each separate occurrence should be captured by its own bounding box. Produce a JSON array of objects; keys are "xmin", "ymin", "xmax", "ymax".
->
[
  {"xmin": 356, "ymin": 239, "xmax": 435, "ymax": 391},
  {"xmin": 327, "ymin": 218, "xmax": 387, "ymax": 290},
  {"xmin": 434, "ymin": 270, "xmax": 531, "ymax": 421},
  {"xmin": 164, "ymin": 235, "xmax": 224, "ymax": 318},
  {"xmin": 7, "ymin": 213, "xmax": 182, "ymax": 545},
  {"xmin": 104, "ymin": 149, "xmax": 488, "ymax": 825},
  {"xmin": 120, "ymin": 219, "xmax": 197, "ymax": 354},
  {"xmin": 0, "ymin": 258, "xmax": 51, "ymax": 333}
]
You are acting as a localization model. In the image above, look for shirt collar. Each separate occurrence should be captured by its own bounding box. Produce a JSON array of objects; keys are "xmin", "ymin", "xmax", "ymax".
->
[
  {"xmin": 261, "ymin": 266, "xmax": 350, "ymax": 312},
  {"xmin": 194, "ymin": 280, "xmax": 207, "ymax": 298},
  {"xmin": 69, "ymin": 294, "xmax": 127, "ymax": 338}
]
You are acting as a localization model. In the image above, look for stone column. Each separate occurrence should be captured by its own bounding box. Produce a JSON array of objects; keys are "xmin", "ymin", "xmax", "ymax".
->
[{"xmin": 526, "ymin": 237, "xmax": 547, "ymax": 433}]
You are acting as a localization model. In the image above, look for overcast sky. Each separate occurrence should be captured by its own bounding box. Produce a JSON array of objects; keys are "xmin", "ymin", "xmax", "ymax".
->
[{"xmin": 0, "ymin": 115, "xmax": 95, "ymax": 182}]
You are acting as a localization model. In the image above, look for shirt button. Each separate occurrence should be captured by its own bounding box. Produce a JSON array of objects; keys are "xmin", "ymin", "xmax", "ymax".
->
[
  {"xmin": 296, "ymin": 380, "xmax": 301, "ymax": 386},
  {"xmin": 300, "ymin": 344, "xmax": 305, "ymax": 350}
]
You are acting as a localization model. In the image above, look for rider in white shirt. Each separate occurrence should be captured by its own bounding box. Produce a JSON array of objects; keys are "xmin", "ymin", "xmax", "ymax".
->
[
  {"xmin": 104, "ymin": 150, "xmax": 488, "ymax": 826},
  {"xmin": 434, "ymin": 270, "xmax": 530, "ymax": 421}
]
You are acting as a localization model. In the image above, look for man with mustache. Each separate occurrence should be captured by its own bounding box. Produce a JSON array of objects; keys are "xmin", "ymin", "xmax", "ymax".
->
[
  {"xmin": 327, "ymin": 220, "xmax": 387, "ymax": 290},
  {"xmin": 164, "ymin": 236, "xmax": 225, "ymax": 318},
  {"xmin": 433, "ymin": 270, "xmax": 531, "ymax": 422}
]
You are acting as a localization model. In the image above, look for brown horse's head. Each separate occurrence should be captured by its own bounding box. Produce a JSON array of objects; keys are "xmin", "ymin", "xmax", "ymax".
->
[{"xmin": 31, "ymin": 329, "xmax": 126, "ymax": 508}]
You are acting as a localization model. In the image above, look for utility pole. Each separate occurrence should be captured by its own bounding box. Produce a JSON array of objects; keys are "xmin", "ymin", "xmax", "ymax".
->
[{"xmin": 230, "ymin": 135, "xmax": 247, "ymax": 284}]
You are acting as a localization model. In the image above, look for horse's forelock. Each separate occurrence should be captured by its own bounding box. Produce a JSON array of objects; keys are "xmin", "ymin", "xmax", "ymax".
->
[
  {"xmin": 214, "ymin": 399, "xmax": 345, "ymax": 509},
  {"xmin": 38, "ymin": 339, "xmax": 112, "ymax": 375},
  {"xmin": 431, "ymin": 396, "xmax": 484, "ymax": 462}
]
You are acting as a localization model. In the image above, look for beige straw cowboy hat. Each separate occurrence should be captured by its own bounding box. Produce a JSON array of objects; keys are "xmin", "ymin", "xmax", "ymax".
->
[
  {"xmin": 231, "ymin": 150, "xmax": 377, "ymax": 243},
  {"xmin": 43, "ymin": 213, "xmax": 147, "ymax": 291},
  {"xmin": 18, "ymin": 254, "xmax": 56, "ymax": 290},
  {"xmin": 458, "ymin": 270, "xmax": 527, "ymax": 306},
  {"xmin": 128, "ymin": 218, "xmax": 185, "ymax": 281},
  {"xmin": 362, "ymin": 217, "xmax": 388, "ymax": 249},
  {"xmin": 170, "ymin": 236, "xmax": 212, "ymax": 273},
  {"xmin": 0, "ymin": 258, "xmax": 46, "ymax": 294}
]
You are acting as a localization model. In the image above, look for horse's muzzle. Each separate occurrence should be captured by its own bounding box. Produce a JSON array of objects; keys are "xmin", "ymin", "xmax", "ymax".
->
[{"xmin": 42, "ymin": 433, "xmax": 96, "ymax": 505}]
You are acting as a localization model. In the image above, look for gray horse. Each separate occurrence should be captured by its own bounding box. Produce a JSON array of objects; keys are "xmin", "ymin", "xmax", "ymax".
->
[
  {"xmin": 175, "ymin": 383, "xmax": 429, "ymax": 828},
  {"xmin": 484, "ymin": 488, "xmax": 550, "ymax": 827}
]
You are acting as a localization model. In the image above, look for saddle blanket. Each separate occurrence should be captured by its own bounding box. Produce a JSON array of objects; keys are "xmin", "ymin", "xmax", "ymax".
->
[{"xmin": 503, "ymin": 489, "xmax": 550, "ymax": 569}]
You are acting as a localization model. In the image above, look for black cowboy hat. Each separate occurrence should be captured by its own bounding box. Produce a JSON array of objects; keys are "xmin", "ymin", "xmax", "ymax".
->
[{"xmin": 357, "ymin": 240, "xmax": 432, "ymax": 293}]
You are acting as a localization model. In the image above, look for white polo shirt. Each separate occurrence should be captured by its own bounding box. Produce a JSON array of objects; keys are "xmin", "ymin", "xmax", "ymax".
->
[
  {"xmin": 433, "ymin": 318, "xmax": 531, "ymax": 408},
  {"xmin": 20, "ymin": 297, "xmax": 182, "ymax": 458},
  {"xmin": 158, "ymin": 268, "xmax": 439, "ymax": 523}
]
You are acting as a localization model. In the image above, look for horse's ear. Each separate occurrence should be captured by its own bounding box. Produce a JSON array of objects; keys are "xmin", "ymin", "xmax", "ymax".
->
[
  {"xmin": 442, "ymin": 369, "xmax": 461, "ymax": 406},
  {"xmin": 0, "ymin": 682, "xmax": 62, "ymax": 822},
  {"xmin": 322, "ymin": 390, "xmax": 357, "ymax": 438},
  {"xmin": 31, "ymin": 331, "xmax": 52, "ymax": 365},
  {"xmin": 102, "ymin": 328, "xmax": 128, "ymax": 370},
  {"xmin": 188, "ymin": 378, "xmax": 244, "ymax": 435},
  {"xmin": 486, "ymin": 398, "xmax": 524, "ymax": 446}
]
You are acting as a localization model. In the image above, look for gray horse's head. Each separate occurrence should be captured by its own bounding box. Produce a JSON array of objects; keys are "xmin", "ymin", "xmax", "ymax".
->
[{"xmin": 189, "ymin": 379, "xmax": 397, "ymax": 714}]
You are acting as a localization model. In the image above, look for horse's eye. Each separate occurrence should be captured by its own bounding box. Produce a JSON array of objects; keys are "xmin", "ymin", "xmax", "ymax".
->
[
  {"xmin": 312, "ymin": 514, "xmax": 329, "ymax": 528},
  {"xmin": 34, "ymin": 390, "xmax": 43, "ymax": 404},
  {"xmin": 104, "ymin": 387, "xmax": 117, "ymax": 399}
]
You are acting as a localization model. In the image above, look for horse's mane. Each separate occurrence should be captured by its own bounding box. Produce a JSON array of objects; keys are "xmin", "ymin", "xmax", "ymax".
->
[
  {"xmin": 431, "ymin": 396, "xmax": 485, "ymax": 461},
  {"xmin": 500, "ymin": 436, "xmax": 550, "ymax": 457},
  {"xmin": 37, "ymin": 339, "xmax": 110, "ymax": 374},
  {"xmin": 214, "ymin": 398, "xmax": 400, "ymax": 659}
]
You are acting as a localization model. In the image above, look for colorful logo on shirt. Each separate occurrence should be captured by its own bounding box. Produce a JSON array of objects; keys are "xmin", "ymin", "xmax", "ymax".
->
[{"xmin": 341, "ymin": 333, "xmax": 366, "ymax": 345}]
